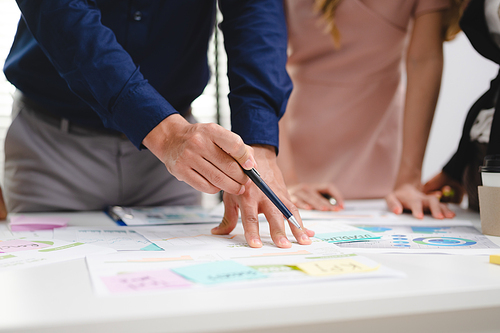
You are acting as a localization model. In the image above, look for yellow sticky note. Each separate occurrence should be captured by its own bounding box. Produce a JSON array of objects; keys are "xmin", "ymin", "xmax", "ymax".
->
[
  {"xmin": 294, "ymin": 259, "xmax": 379, "ymax": 277},
  {"xmin": 490, "ymin": 254, "xmax": 500, "ymax": 265}
]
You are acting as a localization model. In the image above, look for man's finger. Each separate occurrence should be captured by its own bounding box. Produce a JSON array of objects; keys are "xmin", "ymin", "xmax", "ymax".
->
[
  {"xmin": 286, "ymin": 204, "xmax": 312, "ymax": 245},
  {"xmin": 210, "ymin": 126, "xmax": 255, "ymax": 170},
  {"xmin": 212, "ymin": 195, "xmax": 239, "ymax": 235},
  {"xmin": 259, "ymin": 200, "xmax": 292, "ymax": 248},
  {"xmin": 239, "ymin": 200, "xmax": 264, "ymax": 248}
]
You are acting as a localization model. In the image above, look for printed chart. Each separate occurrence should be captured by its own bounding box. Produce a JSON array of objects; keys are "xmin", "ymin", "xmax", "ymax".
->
[
  {"xmin": 54, "ymin": 227, "xmax": 162, "ymax": 251},
  {"xmin": 0, "ymin": 238, "xmax": 115, "ymax": 271},
  {"xmin": 336, "ymin": 224, "xmax": 500, "ymax": 254}
]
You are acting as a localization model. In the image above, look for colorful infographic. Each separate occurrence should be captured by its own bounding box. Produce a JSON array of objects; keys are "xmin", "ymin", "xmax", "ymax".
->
[{"xmin": 335, "ymin": 224, "xmax": 499, "ymax": 254}]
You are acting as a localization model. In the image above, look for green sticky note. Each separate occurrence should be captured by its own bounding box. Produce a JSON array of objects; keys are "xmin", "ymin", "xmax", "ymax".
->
[
  {"xmin": 315, "ymin": 230, "xmax": 381, "ymax": 243},
  {"xmin": 172, "ymin": 261, "xmax": 266, "ymax": 285}
]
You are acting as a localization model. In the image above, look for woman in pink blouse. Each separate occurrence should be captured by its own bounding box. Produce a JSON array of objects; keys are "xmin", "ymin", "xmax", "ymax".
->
[{"xmin": 278, "ymin": 0, "xmax": 464, "ymax": 218}]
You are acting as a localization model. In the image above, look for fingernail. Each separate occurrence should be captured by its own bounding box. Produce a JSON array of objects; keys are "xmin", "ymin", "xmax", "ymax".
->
[
  {"xmin": 300, "ymin": 233, "xmax": 310, "ymax": 242},
  {"xmin": 279, "ymin": 237, "xmax": 291, "ymax": 247},
  {"xmin": 437, "ymin": 213, "xmax": 444, "ymax": 219},
  {"xmin": 242, "ymin": 159, "xmax": 253, "ymax": 169},
  {"xmin": 252, "ymin": 238, "xmax": 262, "ymax": 247}
]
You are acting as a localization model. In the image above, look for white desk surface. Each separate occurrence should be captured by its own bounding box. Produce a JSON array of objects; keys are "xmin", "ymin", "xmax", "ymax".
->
[{"xmin": 1, "ymin": 202, "xmax": 500, "ymax": 333}]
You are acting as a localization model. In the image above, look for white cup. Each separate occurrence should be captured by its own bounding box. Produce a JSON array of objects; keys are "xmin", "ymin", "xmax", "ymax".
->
[
  {"xmin": 480, "ymin": 155, "xmax": 500, "ymax": 187},
  {"xmin": 481, "ymin": 172, "xmax": 500, "ymax": 187}
]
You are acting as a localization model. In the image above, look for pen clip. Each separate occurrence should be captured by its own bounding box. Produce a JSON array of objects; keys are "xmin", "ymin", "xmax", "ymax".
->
[{"xmin": 112, "ymin": 206, "xmax": 134, "ymax": 219}]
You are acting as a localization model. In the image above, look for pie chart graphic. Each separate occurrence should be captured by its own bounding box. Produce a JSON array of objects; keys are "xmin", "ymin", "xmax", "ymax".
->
[{"xmin": 413, "ymin": 237, "xmax": 476, "ymax": 247}]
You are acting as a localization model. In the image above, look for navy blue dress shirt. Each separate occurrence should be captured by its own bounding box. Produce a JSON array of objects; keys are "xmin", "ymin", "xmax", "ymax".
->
[{"xmin": 4, "ymin": 0, "xmax": 292, "ymax": 150}]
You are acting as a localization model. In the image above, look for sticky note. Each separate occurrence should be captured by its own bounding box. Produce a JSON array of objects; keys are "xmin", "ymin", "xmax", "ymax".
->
[
  {"xmin": 139, "ymin": 243, "xmax": 164, "ymax": 251},
  {"xmin": 100, "ymin": 269, "xmax": 191, "ymax": 293},
  {"xmin": 0, "ymin": 240, "xmax": 51, "ymax": 253},
  {"xmin": 294, "ymin": 259, "xmax": 380, "ymax": 276},
  {"xmin": 10, "ymin": 216, "xmax": 69, "ymax": 231},
  {"xmin": 490, "ymin": 254, "xmax": 500, "ymax": 265},
  {"xmin": 315, "ymin": 230, "xmax": 381, "ymax": 243},
  {"xmin": 172, "ymin": 260, "xmax": 266, "ymax": 285}
]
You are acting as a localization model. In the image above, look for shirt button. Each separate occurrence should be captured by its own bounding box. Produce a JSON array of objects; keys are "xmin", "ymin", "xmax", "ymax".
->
[{"xmin": 133, "ymin": 11, "xmax": 142, "ymax": 21}]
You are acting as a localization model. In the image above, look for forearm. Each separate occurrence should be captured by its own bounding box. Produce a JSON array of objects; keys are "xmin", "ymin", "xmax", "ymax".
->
[
  {"xmin": 396, "ymin": 51, "xmax": 443, "ymax": 187},
  {"xmin": 219, "ymin": 0, "xmax": 292, "ymax": 150}
]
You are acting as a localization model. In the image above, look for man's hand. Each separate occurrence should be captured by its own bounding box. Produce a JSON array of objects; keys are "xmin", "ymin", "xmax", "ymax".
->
[
  {"xmin": 212, "ymin": 145, "xmax": 315, "ymax": 248},
  {"xmin": 386, "ymin": 183, "xmax": 456, "ymax": 219},
  {"xmin": 143, "ymin": 114, "xmax": 256, "ymax": 195},
  {"xmin": 288, "ymin": 182, "xmax": 344, "ymax": 211}
]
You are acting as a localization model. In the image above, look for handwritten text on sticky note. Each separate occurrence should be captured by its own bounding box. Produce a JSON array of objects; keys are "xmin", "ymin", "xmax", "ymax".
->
[
  {"xmin": 101, "ymin": 269, "xmax": 191, "ymax": 293},
  {"xmin": 315, "ymin": 230, "xmax": 380, "ymax": 243},
  {"xmin": 172, "ymin": 260, "xmax": 266, "ymax": 285},
  {"xmin": 295, "ymin": 259, "xmax": 379, "ymax": 276},
  {"xmin": 0, "ymin": 240, "xmax": 51, "ymax": 253}
]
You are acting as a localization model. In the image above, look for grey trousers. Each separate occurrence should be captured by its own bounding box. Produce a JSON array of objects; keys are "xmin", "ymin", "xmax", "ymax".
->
[{"xmin": 4, "ymin": 93, "xmax": 201, "ymax": 213}]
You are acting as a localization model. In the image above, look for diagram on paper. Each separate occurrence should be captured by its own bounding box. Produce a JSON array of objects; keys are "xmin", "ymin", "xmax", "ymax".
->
[{"xmin": 335, "ymin": 225, "xmax": 500, "ymax": 253}]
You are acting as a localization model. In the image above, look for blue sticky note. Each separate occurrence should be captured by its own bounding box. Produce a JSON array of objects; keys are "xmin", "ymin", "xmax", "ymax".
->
[
  {"xmin": 172, "ymin": 261, "xmax": 266, "ymax": 285},
  {"xmin": 140, "ymin": 243, "xmax": 164, "ymax": 251},
  {"xmin": 315, "ymin": 230, "xmax": 381, "ymax": 243}
]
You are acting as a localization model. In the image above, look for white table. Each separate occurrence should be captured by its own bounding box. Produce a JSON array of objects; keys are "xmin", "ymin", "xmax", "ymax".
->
[{"xmin": 1, "ymin": 203, "xmax": 500, "ymax": 333}]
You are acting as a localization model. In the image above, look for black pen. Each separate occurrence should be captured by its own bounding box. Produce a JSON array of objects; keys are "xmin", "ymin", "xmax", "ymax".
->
[{"xmin": 243, "ymin": 168, "xmax": 302, "ymax": 230}]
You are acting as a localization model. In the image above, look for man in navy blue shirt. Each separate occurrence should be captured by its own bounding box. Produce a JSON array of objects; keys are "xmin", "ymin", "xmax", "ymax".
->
[{"xmin": 3, "ymin": 0, "xmax": 314, "ymax": 247}]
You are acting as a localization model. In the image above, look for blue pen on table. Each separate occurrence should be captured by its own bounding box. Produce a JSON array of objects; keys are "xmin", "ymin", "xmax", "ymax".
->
[{"xmin": 243, "ymin": 168, "xmax": 302, "ymax": 230}]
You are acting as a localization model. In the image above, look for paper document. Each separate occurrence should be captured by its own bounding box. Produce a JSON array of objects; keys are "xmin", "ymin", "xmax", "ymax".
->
[
  {"xmin": 0, "ymin": 237, "xmax": 115, "ymax": 271},
  {"xmin": 335, "ymin": 221, "xmax": 500, "ymax": 254},
  {"xmin": 107, "ymin": 205, "xmax": 222, "ymax": 226},
  {"xmin": 54, "ymin": 227, "xmax": 163, "ymax": 251}
]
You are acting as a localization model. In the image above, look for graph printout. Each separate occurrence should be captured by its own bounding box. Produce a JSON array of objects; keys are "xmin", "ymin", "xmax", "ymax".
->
[
  {"xmin": 0, "ymin": 238, "xmax": 115, "ymax": 271},
  {"xmin": 335, "ymin": 223, "xmax": 500, "ymax": 254},
  {"xmin": 54, "ymin": 227, "xmax": 162, "ymax": 251}
]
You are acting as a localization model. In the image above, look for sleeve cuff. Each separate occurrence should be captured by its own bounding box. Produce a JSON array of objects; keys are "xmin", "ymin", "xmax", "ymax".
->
[
  {"xmin": 110, "ymin": 83, "xmax": 178, "ymax": 149},
  {"xmin": 231, "ymin": 108, "xmax": 280, "ymax": 152}
]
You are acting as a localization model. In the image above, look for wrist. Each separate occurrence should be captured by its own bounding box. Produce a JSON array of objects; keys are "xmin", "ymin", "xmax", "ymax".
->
[
  {"xmin": 250, "ymin": 144, "xmax": 278, "ymax": 161},
  {"xmin": 395, "ymin": 169, "xmax": 422, "ymax": 189},
  {"xmin": 142, "ymin": 113, "xmax": 187, "ymax": 154}
]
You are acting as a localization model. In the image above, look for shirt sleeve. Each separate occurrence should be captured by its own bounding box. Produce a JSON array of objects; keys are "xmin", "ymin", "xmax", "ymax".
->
[
  {"xmin": 414, "ymin": 0, "xmax": 450, "ymax": 16},
  {"xmin": 218, "ymin": 0, "xmax": 293, "ymax": 152},
  {"xmin": 15, "ymin": 0, "xmax": 178, "ymax": 148}
]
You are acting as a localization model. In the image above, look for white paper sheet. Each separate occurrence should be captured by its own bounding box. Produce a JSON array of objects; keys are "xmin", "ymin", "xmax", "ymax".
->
[
  {"xmin": 0, "ymin": 238, "xmax": 115, "ymax": 271},
  {"xmin": 334, "ymin": 221, "xmax": 500, "ymax": 254},
  {"xmin": 54, "ymin": 227, "xmax": 162, "ymax": 251}
]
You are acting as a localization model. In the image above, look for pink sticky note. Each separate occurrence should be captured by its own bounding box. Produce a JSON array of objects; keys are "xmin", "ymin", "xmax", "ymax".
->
[
  {"xmin": 100, "ymin": 269, "xmax": 191, "ymax": 294},
  {"xmin": 0, "ymin": 239, "xmax": 52, "ymax": 253},
  {"xmin": 9, "ymin": 216, "xmax": 69, "ymax": 231}
]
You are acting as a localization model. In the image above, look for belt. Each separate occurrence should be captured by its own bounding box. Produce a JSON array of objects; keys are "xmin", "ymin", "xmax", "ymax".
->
[
  {"xmin": 16, "ymin": 91, "xmax": 194, "ymax": 138},
  {"xmin": 16, "ymin": 92, "xmax": 128, "ymax": 138}
]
